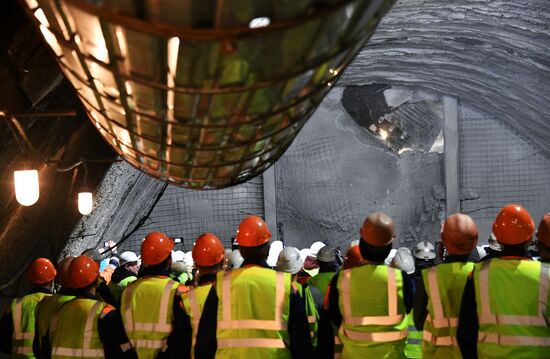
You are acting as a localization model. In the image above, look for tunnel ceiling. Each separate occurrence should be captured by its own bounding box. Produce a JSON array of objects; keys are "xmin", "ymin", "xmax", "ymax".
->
[{"xmin": 341, "ymin": 0, "xmax": 550, "ymax": 154}]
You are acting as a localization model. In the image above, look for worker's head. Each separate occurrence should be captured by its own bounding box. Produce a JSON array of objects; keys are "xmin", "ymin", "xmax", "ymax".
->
[
  {"xmin": 27, "ymin": 258, "xmax": 56, "ymax": 288},
  {"xmin": 276, "ymin": 247, "xmax": 303, "ymax": 280},
  {"xmin": 141, "ymin": 231, "xmax": 174, "ymax": 270},
  {"xmin": 537, "ymin": 213, "xmax": 550, "ymax": 260},
  {"xmin": 316, "ymin": 245, "xmax": 337, "ymax": 270},
  {"xmin": 192, "ymin": 233, "xmax": 225, "ymax": 272},
  {"xmin": 442, "ymin": 213, "xmax": 478, "ymax": 256},
  {"xmin": 56, "ymin": 256, "xmax": 76, "ymax": 289},
  {"xmin": 359, "ymin": 212, "xmax": 395, "ymax": 262},
  {"xmin": 492, "ymin": 204, "xmax": 535, "ymax": 250},
  {"xmin": 119, "ymin": 251, "xmax": 140, "ymax": 275},
  {"xmin": 235, "ymin": 216, "xmax": 271, "ymax": 262},
  {"xmin": 69, "ymin": 255, "xmax": 100, "ymax": 294}
]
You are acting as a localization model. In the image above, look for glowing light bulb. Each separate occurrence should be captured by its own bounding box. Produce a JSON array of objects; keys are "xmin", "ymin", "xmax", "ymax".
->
[
  {"xmin": 14, "ymin": 170, "xmax": 40, "ymax": 206},
  {"xmin": 78, "ymin": 191, "xmax": 93, "ymax": 215},
  {"xmin": 249, "ymin": 17, "xmax": 271, "ymax": 29},
  {"xmin": 379, "ymin": 129, "xmax": 389, "ymax": 140}
]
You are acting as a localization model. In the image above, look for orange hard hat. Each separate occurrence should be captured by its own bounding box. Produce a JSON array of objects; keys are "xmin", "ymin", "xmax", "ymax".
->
[
  {"xmin": 492, "ymin": 204, "xmax": 535, "ymax": 245},
  {"xmin": 192, "ymin": 233, "xmax": 225, "ymax": 267},
  {"xmin": 442, "ymin": 213, "xmax": 478, "ymax": 255},
  {"xmin": 360, "ymin": 212, "xmax": 395, "ymax": 247},
  {"xmin": 343, "ymin": 245, "xmax": 365, "ymax": 270},
  {"xmin": 141, "ymin": 231, "xmax": 174, "ymax": 266},
  {"xmin": 27, "ymin": 258, "xmax": 57, "ymax": 285},
  {"xmin": 235, "ymin": 216, "xmax": 271, "ymax": 247},
  {"xmin": 537, "ymin": 213, "xmax": 550, "ymax": 247},
  {"xmin": 57, "ymin": 256, "xmax": 76, "ymax": 288},
  {"xmin": 69, "ymin": 255, "xmax": 99, "ymax": 289}
]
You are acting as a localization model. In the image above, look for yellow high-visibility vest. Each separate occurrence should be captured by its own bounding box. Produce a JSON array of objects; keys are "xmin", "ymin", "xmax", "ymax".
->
[
  {"xmin": 11, "ymin": 292, "xmax": 50, "ymax": 358},
  {"xmin": 182, "ymin": 283, "xmax": 213, "ymax": 358}
]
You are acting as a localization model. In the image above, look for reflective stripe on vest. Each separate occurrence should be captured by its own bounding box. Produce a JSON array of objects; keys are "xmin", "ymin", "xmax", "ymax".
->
[
  {"xmin": 12, "ymin": 292, "xmax": 50, "ymax": 356},
  {"xmin": 183, "ymin": 283, "xmax": 212, "ymax": 349},
  {"xmin": 122, "ymin": 277, "xmax": 179, "ymax": 356},
  {"xmin": 215, "ymin": 267, "xmax": 291, "ymax": 356},
  {"xmin": 218, "ymin": 270, "xmax": 287, "ymax": 331},
  {"xmin": 50, "ymin": 300, "xmax": 106, "ymax": 358},
  {"xmin": 476, "ymin": 259, "xmax": 550, "ymax": 350},
  {"xmin": 341, "ymin": 268, "xmax": 404, "ymax": 327},
  {"xmin": 426, "ymin": 268, "xmax": 459, "ymax": 329}
]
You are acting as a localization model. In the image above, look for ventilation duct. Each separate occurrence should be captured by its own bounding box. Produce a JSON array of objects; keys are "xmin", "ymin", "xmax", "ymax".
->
[{"xmin": 23, "ymin": 0, "xmax": 395, "ymax": 188}]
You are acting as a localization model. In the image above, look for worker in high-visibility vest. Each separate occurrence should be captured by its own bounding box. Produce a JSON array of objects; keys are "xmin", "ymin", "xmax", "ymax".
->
[
  {"xmin": 414, "ymin": 213, "xmax": 478, "ymax": 358},
  {"xmin": 33, "ymin": 256, "xmax": 76, "ymax": 358},
  {"xmin": 120, "ymin": 232, "xmax": 188, "ymax": 358},
  {"xmin": 457, "ymin": 204, "xmax": 550, "ymax": 358},
  {"xmin": 536, "ymin": 214, "xmax": 550, "ymax": 263},
  {"xmin": 309, "ymin": 245, "xmax": 339, "ymax": 299},
  {"xmin": 46, "ymin": 255, "xmax": 136, "ymax": 358},
  {"xmin": 276, "ymin": 246, "xmax": 320, "ymax": 348},
  {"xmin": 317, "ymin": 212, "xmax": 414, "ymax": 358},
  {"xmin": 108, "ymin": 251, "xmax": 139, "ymax": 304},
  {"xmin": 0, "ymin": 258, "xmax": 56, "ymax": 358},
  {"xmin": 194, "ymin": 215, "xmax": 313, "ymax": 358},
  {"xmin": 181, "ymin": 233, "xmax": 225, "ymax": 358}
]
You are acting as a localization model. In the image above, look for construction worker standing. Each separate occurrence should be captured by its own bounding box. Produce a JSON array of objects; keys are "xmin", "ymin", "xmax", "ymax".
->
[
  {"xmin": 33, "ymin": 256, "xmax": 76, "ymax": 358},
  {"xmin": 309, "ymin": 245, "xmax": 339, "ymax": 299},
  {"xmin": 0, "ymin": 258, "xmax": 56, "ymax": 358},
  {"xmin": 276, "ymin": 246, "xmax": 320, "ymax": 348},
  {"xmin": 181, "ymin": 233, "xmax": 225, "ymax": 358},
  {"xmin": 46, "ymin": 255, "xmax": 136, "ymax": 359},
  {"xmin": 120, "ymin": 231, "xmax": 188, "ymax": 358},
  {"xmin": 318, "ymin": 212, "xmax": 413, "ymax": 358},
  {"xmin": 457, "ymin": 204, "xmax": 550, "ymax": 358},
  {"xmin": 194, "ymin": 215, "xmax": 313, "ymax": 358},
  {"xmin": 536, "ymin": 214, "xmax": 550, "ymax": 263},
  {"xmin": 108, "ymin": 251, "xmax": 139, "ymax": 304},
  {"xmin": 414, "ymin": 213, "xmax": 478, "ymax": 358}
]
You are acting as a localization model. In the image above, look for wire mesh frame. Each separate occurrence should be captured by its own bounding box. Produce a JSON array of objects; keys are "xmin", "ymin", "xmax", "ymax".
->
[{"xmin": 24, "ymin": 0, "xmax": 396, "ymax": 189}]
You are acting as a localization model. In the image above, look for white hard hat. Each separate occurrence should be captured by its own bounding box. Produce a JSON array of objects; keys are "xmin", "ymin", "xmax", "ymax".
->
[
  {"xmin": 119, "ymin": 251, "xmax": 139, "ymax": 266},
  {"xmin": 316, "ymin": 246, "xmax": 336, "ymax": 263},
  {"xmin": 267, "ymin": 241, "xmax": 284, "ymax": 267},
  {"xmin": 488, "ymin": 233, "xmax": 502, "ymax": 251},
  {"xmin": 414, "ymin": 241, "xmax": 436, "ymax": 260},
  {"xmin": 183, "ymin": 251, "xmax": 194, "ymax": 267},
  {"xmin": 476, "ymin": 245, "xmax": 487, "ymax": 260},
  {"xmin": 384, "ymin": 248, "xmax": 398, "ymax": 265},
  {"xmin": 230, "ymin": 250, "xmax": 244, "ymax": 269},
  {"xmin": 310, "ymin": 242, "xmax": 326, "ymax": 256},
  {"xmin": 391, "ymin": 248, "xmax": 415, "ymax": 274},
  {"xmin": 299, "ymin": 248, "xmax": 312, "ymax": 262},
  {"xmin": 171, "ymin": 250, "xmax": 185, "ymax": 263},
  {"xmin": 276, "ymin": 247, "xmax": 303, "ymax": 275}
]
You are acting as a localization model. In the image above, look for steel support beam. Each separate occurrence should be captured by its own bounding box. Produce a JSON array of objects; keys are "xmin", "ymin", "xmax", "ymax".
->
[{"xmin": 443, "ymin": 96, "xmax": 460, "ymax": 215}]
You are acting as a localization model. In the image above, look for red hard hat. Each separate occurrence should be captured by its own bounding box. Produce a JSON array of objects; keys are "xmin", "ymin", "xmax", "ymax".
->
[
  {"xmin": 537, "ymin": 213, "xmax": 550, "ymax": 247},
  {"xmin": 57, "ymin": 256, "xmax": 76, "ymax": 288},
  {"xmin": 192, "ymin": 233, "xmax": 225, "ymax": 267},
  {"xmin": 235, "ymin": 216, "xmax": 271, "ymax": 247},
  {"xmin": 69, "ymin": 256, "xmax": 99, "ymax": 289},
  {"xmin": 360, "ymin": 212, "xmax": 395, "ymax": 247},
  {"xmin": 442, "ymin": 213, "xmax": 478, "ymax": 256},
  {"xmin": 343, "ymin": 245, "xmax": 365, "ymax": 270},
  {"xmin": 492, "ymin": 204, "xmax": 535, "ymax": 245},
  {"xmin": 141, "ymin": 231, "xmax": 174, "ymax": 266},
  {"xmin": 27, "ymin": 258, "xmax": 57, "ymax": 285}
]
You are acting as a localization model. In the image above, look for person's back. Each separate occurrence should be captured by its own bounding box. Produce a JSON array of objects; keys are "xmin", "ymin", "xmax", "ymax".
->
[
  {"xmin": 309, "ymin": 246, "xmax": 338, "ymax": 298},
  {"xmin": 215, "ymin": 265, "xmax": 292, "ymax": 358}
]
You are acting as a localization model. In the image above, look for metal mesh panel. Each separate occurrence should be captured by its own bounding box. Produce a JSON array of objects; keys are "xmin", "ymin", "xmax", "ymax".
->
[
  {"xmin": 459, "ymin": 114, "xmax": 550, "ymax": 241},
  {"xmin": 119, "ymin": 177, "xmax": 264, "ymax": 252}
]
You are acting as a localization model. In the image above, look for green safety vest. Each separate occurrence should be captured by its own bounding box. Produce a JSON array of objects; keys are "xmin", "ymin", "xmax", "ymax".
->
[
  {"xmin": 182, "ymin": 283, "xmax": 213, "ymax": 358},
  {"xmin": 293, "ymin": 282, "xmax": 319, "ymax": 348},
  {"xmin": 108, "ymin": 275, "xmax": 138, "ymax": 302},
  {"xmin": 474, "ymin": 259, "xmax": 550, "ymax": 358},
  {"xmin": 404, "ymin": 312, "xmax": 422, "ymax": 358},
  {"xmin": 121, "ymin": 276, "xmax": 182, "ymax": 359},
  {"xmin": 49, "ymin": 298, "xmax": 110, "ymax": 358},
  {"xmin": 35, "ymin": 293, "xmax": 75, "ymax": 353},
  {"xmin": 215, "ymin": 267, "xmax": 292, "ymax": 358},
  {"xmin": 421, "ymin": 262, "xmax": 474, "ymax": 358},
  {"xmin": 11, "ymin": 292, "xmax": 51, "ymax": 358},
  {"xmin": 309, "ymin": 271, "xmax": 335, "ymax": 299},
  {"xmin": 337, "ymin": 265, "xmax": 408, "ymax": 359}
]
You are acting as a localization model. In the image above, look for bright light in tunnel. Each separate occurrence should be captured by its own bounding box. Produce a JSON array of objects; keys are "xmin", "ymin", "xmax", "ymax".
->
[
  {"xmin": 78, "ymin": 191, "xmax": 93, "ymax": 215},
  {"xmin": 249, "ymin": 17, "xmax": 271, "ymax": 29},
  {"xmin": 379, "ymin": 129, "xmax": 389, "ymax": 140},
  {"xmin": 14, "ymin": 170, "xmax": 40, "ymax": 206}
]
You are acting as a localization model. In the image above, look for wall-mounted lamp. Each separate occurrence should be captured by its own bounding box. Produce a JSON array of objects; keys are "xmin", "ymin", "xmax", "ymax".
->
[{"xmin": 13, "ymin": 165, "xmax": 40, "ymax": 206}]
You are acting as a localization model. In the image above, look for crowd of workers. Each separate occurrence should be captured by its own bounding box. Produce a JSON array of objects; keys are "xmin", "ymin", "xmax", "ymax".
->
[{"xmin": 1, "ymin": 203, "xmax": 549, "ymax": 358}]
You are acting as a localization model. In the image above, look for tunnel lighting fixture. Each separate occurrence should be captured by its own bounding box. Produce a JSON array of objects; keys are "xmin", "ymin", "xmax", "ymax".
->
[
  {"xmin": 23, "ymin": 0, "xmax": 396, "ymax": 189},
  {"xmin": 78, "ymin": 190, "xmax": 93, "ymax": 215},
  {"xmin": 379, "ymin": 129, "xmax": 389, "ymax": 140},
  {"xmin": 14, "ymin": 168, "xmax": 40, "ymax": 206}
]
